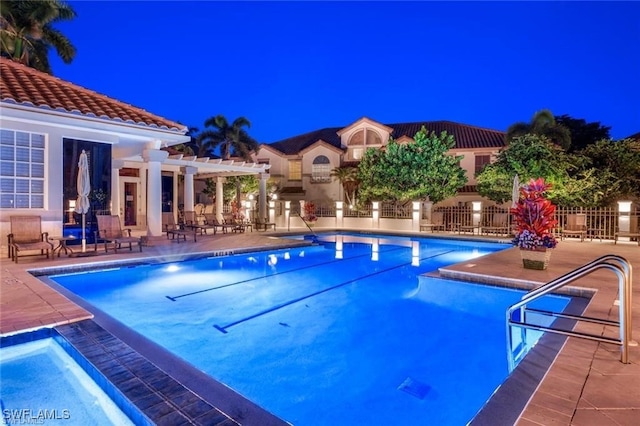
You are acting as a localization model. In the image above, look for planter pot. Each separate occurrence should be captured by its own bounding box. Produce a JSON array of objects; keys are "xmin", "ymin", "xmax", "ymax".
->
[{"xmin": 520, "ymin": 247, "xmax": 552, "ymax": 270}]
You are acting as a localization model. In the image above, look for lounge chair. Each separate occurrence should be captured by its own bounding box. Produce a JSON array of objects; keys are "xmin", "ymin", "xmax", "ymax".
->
[
  {"xmin": 96, "ymin": 214, "xmax": 143, "ymax": 253},
  {"xmin": 420, "ymin": 211, "xmax": 445, "ymax": 232},
  {"xmin": 481, "ymin": 213, "xmax": 510, "ymax": 236},
  {"xmin": 7, "ymin": 215, "xmax": 54, "ymax": 263},
  {"xmin": 255, "ymin": 217, "xmax": 276, "ymax": 231},
  {"xmin": 162, "ymin": 212, "xmax": 196, "ymax": 242},
  {"xmin": 206, "ymin": 214, "xmax": 238, "ymax": 234},
  {"xmin": 615, "ymin": 216, "xmax": 640, "ymax": 246},
  {"xmin": 561, "ymin": 213, "xmax": 587, "ymax": 242}
]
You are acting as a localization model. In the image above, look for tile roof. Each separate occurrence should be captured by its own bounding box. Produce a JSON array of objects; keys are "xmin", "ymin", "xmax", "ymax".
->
[
  {"xmin": 0, "ymin": 58, "xmax": 187, "ymax": 132},
  {"xmin": 626, "ymin": 132, "xmax": 640, "ymax": 140},
  {"xmin": 266, "ymin": 120, "xmax": 505, "ymax": 155}
]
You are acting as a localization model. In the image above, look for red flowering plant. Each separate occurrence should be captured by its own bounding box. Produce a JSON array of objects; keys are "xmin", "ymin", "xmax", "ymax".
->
[
  {"xmin": 303, "ymin": 201, "xmax": 318, "ymax": 223},
  {"xmin": 510, "ymin": 178, "xmax": 558, "ymax": 250}
]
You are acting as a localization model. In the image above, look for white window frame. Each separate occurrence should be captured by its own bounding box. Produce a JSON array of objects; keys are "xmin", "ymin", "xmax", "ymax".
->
[
  {"xmin": 1, "ymin": 129, "xmax": 46, "ymax": 209},
  {"xmin": 311, "ymin": 155, "xmax": 331, "ymax": 183}
]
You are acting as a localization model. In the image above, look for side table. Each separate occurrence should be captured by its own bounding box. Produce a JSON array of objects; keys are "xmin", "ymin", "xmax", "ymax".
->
[{"xmin": 49, "ymin": 236, "xmax": 76, "ymax": 257}]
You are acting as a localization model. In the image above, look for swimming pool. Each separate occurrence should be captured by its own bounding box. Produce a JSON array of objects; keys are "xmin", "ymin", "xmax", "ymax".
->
[
  {"xmin": 48, "ymin": 233, "xmax": 570, "ymax": 425},
  {"xmin": 0, "ymin": 330, "xmax": 141, "ymax": 426}
]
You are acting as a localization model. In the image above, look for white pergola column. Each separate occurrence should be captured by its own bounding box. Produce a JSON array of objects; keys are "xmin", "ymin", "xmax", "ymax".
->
[
  {"xmin": 259, "ymin": 173, "xmax": 269, "ymax": 221},
  {"xmin": 110, "ymin": 159, "xmax": 125, "ymax": 217},
  {"xmin": 143, "ymin": 149, "xmax": 168, "ymax": 236},
  {"xmin": 181, "ymin": 166, "xmax": 197, "ymax": 216},
  {"xmin": 216, "ymin": 176, "xmax": 225, "ymax": 221}
]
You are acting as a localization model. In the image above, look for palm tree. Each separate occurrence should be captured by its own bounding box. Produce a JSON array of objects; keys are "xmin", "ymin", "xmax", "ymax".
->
[
  {"xmin": 331, "ymin": 166, "xmax": 360, "ymax": 207},
  {"xmin": 197, "ymin": 115, "xmax": 259, "ymax": 161},
  {"xmin": 506, "ymin": 109, "xmax": 572, "ymax": 150},
  {"xmin": 0, "ymin": 0, "xmax": 77, "ymax": 74}
]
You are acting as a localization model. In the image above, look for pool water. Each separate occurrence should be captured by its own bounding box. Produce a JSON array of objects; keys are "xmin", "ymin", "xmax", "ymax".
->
[
  {"xmin": 0, "ymin": 337, "xmax": 135, "ymax": 426},
  {"xmin": 49, "ymin": 234, "xmax": 569, "ymax": 425}
]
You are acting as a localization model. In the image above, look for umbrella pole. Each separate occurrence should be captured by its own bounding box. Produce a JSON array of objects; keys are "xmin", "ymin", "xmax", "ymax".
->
[{"xmin": 82, "ymin": 213, "xmax": 86, "ymax": 252}]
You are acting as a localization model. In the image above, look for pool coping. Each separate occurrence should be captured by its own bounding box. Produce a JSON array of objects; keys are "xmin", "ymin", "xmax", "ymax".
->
[{"xmin": 3, "ymin": 232, "xmax": 638, "ymax": 425}]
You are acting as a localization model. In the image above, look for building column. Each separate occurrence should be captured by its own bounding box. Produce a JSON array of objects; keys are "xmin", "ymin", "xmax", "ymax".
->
[
  {"xmin": 181, "ymin": 166, "xmax": 197, "ymax": 218},
  {"xmin": 110, "ymin": 159, "xmax": 125, "ymax": 217},
  {"xmin": 216, "ymin": 176, "xmax": 225, "ymax": 221},
  {"xmin": 143, "ymin": 149, "xmax": 168, "ymax": 236},
  {"xmin": 259, "ymin": 173, "xmax": 269, "ymax": 221}
]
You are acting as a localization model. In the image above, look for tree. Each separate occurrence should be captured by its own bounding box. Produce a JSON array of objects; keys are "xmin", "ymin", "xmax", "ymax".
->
[
  {"xmin": 477, "ymin": 134, "xmax": 606, "ymax": 207},
  {"xmin": 0, "ymin": 0, "xmax": 77, "ymax": 74},
  {"xmin": 554, "ymin": 114, "xmax": 612, "ymax": 152},
  {"xmin": 581, "ymin": 138, "xmax": 640, "ymax": 204},
  {"xmin": 357, "ymin": 127, "xmax": 467, "ymax": 204},
  {"xmin": 197, "ymin": 115, "xmax": 258, "ymax": 161},
  {"xmin": 506, "ymin": 109, "xmax": 571, "ymax": 150},
  {"xmin": 331, "ymin": 166, "xmax": 359, "ymax": 207}
]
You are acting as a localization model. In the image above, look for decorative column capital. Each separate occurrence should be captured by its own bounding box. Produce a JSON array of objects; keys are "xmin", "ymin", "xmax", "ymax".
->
[
  {"xmin": 181, "ymin": 166, "xmax": 198, "ymax": 175},
  {"xmin": 142, "ymin": 149, "xmax": 168, "ymax": 163}
]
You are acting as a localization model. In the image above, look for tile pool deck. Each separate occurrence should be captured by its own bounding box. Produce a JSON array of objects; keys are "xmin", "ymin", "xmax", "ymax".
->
[{"xmin": 1, "ymin": 230, "xmax": 638, "ymax": 425}]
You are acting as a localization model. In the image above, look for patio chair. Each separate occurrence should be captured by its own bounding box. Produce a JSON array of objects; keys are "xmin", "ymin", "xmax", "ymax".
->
[
  {"xmin": 615, "ymin": 215, "xmax": 640, "ymax": 246},
  {"xmin": 420, "ymin": 211, "xmax": 445, "ymax": 232},
  {"xmin": 255, "ymin": 217, "xmax": 276, "ymax": 231},
  {"xmin": 162, "ymin": 212, "xmax": 196, "ymax": 242},
  {"xmin": 481, "ymin": 213, "xmax": 510, "ymax": 236},
  {"xmin": 96, "ymin": 214, "xmax": 142, "ymax": 253},
  {"xmin": 205, "ymin": 213, "xmax": 238, "ymax": 234},
  {"xmin": 8, "ymin": 215, "xmax": 54, "ymax": 263},
  {"xmin": 561, "ymin": 213, "xmax": 587, "ymax": 242}
]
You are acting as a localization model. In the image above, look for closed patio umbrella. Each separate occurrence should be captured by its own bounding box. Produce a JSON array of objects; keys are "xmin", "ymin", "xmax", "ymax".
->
[
  {"xmin": 75, "ymin": 150, "xmax": 91, "ymax": 252},
  {"xmin": 511, "ymin": 174, "xmax": 520, "ymax": 208}
]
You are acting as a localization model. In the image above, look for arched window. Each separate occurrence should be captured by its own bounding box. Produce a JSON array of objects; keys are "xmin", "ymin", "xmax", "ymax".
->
[
  {"xmin": 312, "ymin": 155, "xmax": 331, "ymax": 183},
  {"xmin": 347, "ymin": 128, "xmax": 383, "ymax": 160}
]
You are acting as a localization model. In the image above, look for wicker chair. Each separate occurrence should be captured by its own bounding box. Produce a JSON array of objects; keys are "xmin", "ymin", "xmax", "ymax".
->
[
  {"xmin": 7, "ymin": 216, "xmax": 54, "ymax": 263},
  {"xmin": 95, "ymin": 214, "xmax": 142, "ymax": 253}
]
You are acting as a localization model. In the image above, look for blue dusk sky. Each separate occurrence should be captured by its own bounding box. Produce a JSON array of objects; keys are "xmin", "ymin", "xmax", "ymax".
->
[{"xmin": 50, "ymin": 1, "xmax": 640, "ymax": 143}]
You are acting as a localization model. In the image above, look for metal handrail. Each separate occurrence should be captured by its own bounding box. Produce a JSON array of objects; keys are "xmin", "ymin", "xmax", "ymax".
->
[{"xmin": 506, "ymin": 255, "xmax": 632, "ymax": 372}]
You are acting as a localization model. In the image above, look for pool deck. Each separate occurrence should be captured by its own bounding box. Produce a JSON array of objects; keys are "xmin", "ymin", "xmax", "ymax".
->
[{"xmin": 1, "ymin": 229, "xmax": 638, "ymax": 425}]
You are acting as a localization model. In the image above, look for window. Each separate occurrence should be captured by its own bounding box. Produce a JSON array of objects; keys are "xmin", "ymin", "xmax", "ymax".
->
[
  {"xmin": 352, "ymin": 148, "xmax": 364, "ymax": 160},
  {"xmin": 288, "ymin": 160, "xmax": 302, "ymax": 181},
  {"xmin": 347, "ymin": 128, "xmax": 382, "ymax": 161},
  {"xmin": 311, "ymin": 155, "xmax": 331, "ymax": 182},
  {"xmin": 1, "ymin": 129, "xmax": 45, "ymax": 208},
  {"xmin": 475, "ymin": 154, "xmax": 491, "ymax": 174}
]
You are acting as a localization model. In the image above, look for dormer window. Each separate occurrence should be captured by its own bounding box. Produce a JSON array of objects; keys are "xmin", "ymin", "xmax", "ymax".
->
[{"xmin": 347, "ymin": 129, "xmax": 382, "ymax": 161}]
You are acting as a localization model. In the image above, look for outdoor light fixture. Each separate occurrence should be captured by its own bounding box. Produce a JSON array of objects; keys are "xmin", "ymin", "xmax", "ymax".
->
[
  {"xmin": 68, "ymin": 199, "xmax": 76, "ymax": 210},
  {"xmin": 618, "ymin": 201, "xmax": 632, "ymax": 213},
  {"xmin": 472, "ymin": 201, "xmax": 482, "ymax": 212}
]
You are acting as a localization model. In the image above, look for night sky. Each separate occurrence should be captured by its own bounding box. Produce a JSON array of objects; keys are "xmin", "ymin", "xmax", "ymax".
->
[{"xmin": 50, "ymin": 1, "xmax": 640, "ymax": 142}]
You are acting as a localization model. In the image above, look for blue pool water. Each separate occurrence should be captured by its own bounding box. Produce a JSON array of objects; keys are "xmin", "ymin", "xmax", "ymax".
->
[
  {"xmin": 0, "ymin": 335, "xmax": 135, "ymax": 425},
  {"xmin": 49, "ymin": 234, "xmax": 570, "ymax": 425}
]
